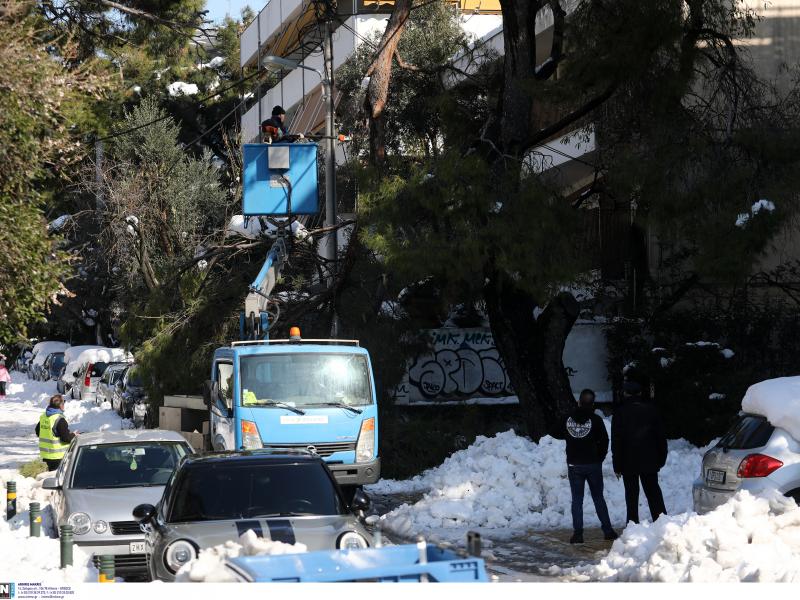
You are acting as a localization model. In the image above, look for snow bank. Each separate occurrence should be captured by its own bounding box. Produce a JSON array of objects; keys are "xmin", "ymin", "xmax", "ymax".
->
[
  {"xmin": 175, "ymin": 529, "xmax": 307, "ymax": 582},
  {"xmin": 62, "ymin": 347, "xmax": 132, "ymax": 385},
  {"xmin": 559, "ymin": 491, "xmax": 800, "ymax": 581},
  {"xmin": 226, "ymin": 215, "xmax": 309, "ymax": 241},
  {"xmin": 741, "ymin": 376, "xmax": 800, "ymax": 441},
  {"xmin": 370, "ymin": 428, "xmax": 707, "ymax": 542},
  {"xmin": 167, "ymin": 81, "xmax": 198, "ymax": 97},
  {"xmin": 31, "ymin": 341, "xmax": 70, "ymax": 366},
  {"xmin": 0, "ymin": 470, "xmax": 98, "ymax": 582}
]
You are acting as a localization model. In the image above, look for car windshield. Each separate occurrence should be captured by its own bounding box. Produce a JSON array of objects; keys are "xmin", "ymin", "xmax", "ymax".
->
[
  {"xmin": 127, "ymin": 369, "xmax": 143, "ymax": 387},
  {"xmin": 717, "ymin": 415, "xmax": 775, "ymax": 450},
  {"xmin": 71, "ymin": 442, "xmax": 189, "ymax": 489},
  {"xmin": 51, "ymin": 354, "xmax": 65, "ymax": 369},
  {"xmin": 168, "ymin": 462, "xmax": 345, "ymax": 522},
  {"xmin": 110, "ymin": 368, "xmax": 127, "ymax": 384},
  {"xmin": 240, "ymin": 353, "xmax": 372, "ymax": 408}
]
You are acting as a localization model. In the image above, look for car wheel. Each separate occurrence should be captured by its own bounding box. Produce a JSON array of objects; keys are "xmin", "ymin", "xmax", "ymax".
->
[{"xmin": 786, "ymin": 489, "xmax": 800, "ymax": 505}]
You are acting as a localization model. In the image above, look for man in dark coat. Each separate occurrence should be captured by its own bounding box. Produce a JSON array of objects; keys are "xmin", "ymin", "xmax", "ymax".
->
[
  {"xmin": 563, "ymin": 389, "xmax": 618, "ymax": 544},
  {"xmin": 261, "ymin": 105, "xmax": 289, "ymax": 141},
  {"xmin": 611, "ymin": 379, "xmax": 668, "ymax": 524}
]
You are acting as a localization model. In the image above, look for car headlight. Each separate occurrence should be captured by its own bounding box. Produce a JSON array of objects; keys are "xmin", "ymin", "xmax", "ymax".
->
[
  {"xmin": 93, "ymin": 520, "xmax": 108, "ymax": 534},
  {"xmin": 355, "ymin": 418, "xmax": 375, "ymax": 463},
  {"xmin": 337, "ymin": 531, "xmax": 368, "ymax": 550},
  {"xmin": 164, "ymin": 540, "xmax": 197, "ymax": 573},
  {"xmin": 68, "ymin": 512, "xmax": 91, "ymax": 535}
]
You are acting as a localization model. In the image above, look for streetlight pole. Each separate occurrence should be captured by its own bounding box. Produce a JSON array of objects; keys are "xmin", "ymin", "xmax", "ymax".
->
[{"xmin": 322, "ymin": 18, "xmax": 338, "ymax": 336}]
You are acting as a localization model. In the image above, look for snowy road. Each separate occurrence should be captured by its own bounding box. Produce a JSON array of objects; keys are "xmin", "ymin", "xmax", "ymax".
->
[{"xmin": 0, "ymin": 374, "xmax": 62, "ymax": 469}]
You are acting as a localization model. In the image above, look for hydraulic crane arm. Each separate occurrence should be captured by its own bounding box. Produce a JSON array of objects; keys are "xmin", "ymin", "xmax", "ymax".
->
[{"xmin": 241, "ymin": 237, "xmax": 288, "ymax": 340}]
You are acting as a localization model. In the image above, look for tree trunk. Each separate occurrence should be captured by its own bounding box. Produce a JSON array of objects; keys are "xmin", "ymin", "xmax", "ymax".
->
[
  {"xmin": 363, "ymin": 0, "xmax": 414, "ymax": 165},
  {"xmin": 484, "ymin": 1, "xmax": 580, "ymax": 441},
  {"xmin": 484, "ymin": 272, "xmax": 579, "ymax": 440}
]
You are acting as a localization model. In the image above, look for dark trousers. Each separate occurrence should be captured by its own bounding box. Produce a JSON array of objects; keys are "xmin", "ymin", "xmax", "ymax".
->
[
  {"xmin": 44, "ymin": 458, "xmax": 62, "ymax": 472},
  {"xmin": 622, "ymin": 471, "xmax": 667, "ymax": 524},
  {"xmin": 0, "ymin": 381, "xmax": 5, "ymax": 396},
  {"xmin": 568, "ymin": 463, "xmax": 614, "ymax": 534}
]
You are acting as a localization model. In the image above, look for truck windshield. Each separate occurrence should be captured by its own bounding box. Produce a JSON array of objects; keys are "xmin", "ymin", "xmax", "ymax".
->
[{"xmin": 240, "ymin": 353, "xmax": 372, "ymax": 407}]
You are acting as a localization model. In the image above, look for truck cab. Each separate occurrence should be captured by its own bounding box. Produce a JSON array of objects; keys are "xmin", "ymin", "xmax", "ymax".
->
[{"xmin": 205, "ymin": 333, "xmax": 379, "ymax": 487}]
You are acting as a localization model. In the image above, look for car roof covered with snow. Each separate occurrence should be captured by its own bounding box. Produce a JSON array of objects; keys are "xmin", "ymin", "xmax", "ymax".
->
[
  {"xmin": 72, "ymin": 429, "xmax": 190, "ymax": 447},
  {"xmin": 741, "ymin": 376, "xmax": 800, "ymax": 441}
]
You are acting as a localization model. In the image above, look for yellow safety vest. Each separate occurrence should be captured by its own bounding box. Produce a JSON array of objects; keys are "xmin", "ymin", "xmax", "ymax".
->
[{"xmin": 39, "ymin": 413, "xmax": 70, "ymax": 461}]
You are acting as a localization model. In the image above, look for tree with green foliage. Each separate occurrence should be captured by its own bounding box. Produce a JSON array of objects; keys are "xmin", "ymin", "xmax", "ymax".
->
[
  {"xmin": 346, "ymin": 0, "xmax": 800, "ymax": 440},
  {"xmin": 0, "ymin": 0, "xmax": 106, "ymax": 344}
]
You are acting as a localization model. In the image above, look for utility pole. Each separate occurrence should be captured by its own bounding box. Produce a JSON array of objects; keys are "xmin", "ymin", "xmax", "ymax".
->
[{"xmin": 321, "ymin": 6, "xmax": 338, "ymax": 336}]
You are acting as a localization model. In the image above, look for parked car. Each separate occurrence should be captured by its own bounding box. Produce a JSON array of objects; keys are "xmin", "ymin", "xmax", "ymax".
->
[
  {"xmin": 43, "ymin": 430, "xmax": 193, "ymax": 581},
  {"xmin": 133, "ymin": 450, "xmax": 373, "ymax": 582},
  {"xmin": 29, "ymin": 341, "xmax": 70, "ymax": 381},
  {"xmin": 40, "ymin": 352, "xmax": 66, "ymax": 382},
  {"xmin": 72, "ymin": 361, "xmax": 113, "ymax": 402},
  {"xmin": 96, "ymin": 363, "xmax": 129, "ymax": 407},
  {"xmin": 113, "ymin": 366, "xmax": 147, "ymax": 421},
  {"xmin": 693, "ymin": 412, "xmax": 800, "ymax": 513}
]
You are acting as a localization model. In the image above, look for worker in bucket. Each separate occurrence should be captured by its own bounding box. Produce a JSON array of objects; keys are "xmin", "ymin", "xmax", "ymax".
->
[{"xmin": 261, "ymin": 105, "xmax": 289, "ymax": 142}]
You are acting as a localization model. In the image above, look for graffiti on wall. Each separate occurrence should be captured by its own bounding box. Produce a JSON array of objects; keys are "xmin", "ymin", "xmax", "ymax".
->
[{"xmin": 393, "ymin": 329, "xmax": 514, "ymax": 404}]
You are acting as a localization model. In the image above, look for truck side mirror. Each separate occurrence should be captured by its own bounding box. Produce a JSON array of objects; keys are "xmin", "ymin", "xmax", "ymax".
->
[{"xmin": 202, "ymin": 380, "xmax": 217, "ymax": 408}]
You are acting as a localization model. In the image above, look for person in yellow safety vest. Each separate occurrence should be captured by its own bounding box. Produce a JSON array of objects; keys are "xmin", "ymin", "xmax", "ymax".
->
[{"xmin": 34, "ymin": 395, "xmax": 78, "ymax": 471}]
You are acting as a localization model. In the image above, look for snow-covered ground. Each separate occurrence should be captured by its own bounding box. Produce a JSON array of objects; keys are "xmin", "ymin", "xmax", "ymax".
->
[
  {"xmin": 0, "ymin": 372, "xmax": 132, "ymax": 583},
  {"xmin": 0, "ymin": 372, "xmax": 132, "ymax": 469},
  {"xmin": 556, "ymin": 490, "xmax": 800, "ymax": 581},
  {"xmin": 369, "ymin": 425, "xmax": 710, "ymax": 543}
]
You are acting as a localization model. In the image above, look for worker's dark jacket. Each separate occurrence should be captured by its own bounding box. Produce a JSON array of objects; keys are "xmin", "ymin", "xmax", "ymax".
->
[
  {"xmin": 34, "ymin": 410, "xmax": 75, "ymax": 444},
  {"xmin": 562, "ymin": 408, "xmax": 609, "ymax": 465},
  {"xmin": 611, "ymin": 398, "xmax": 668, "ymax": 474},
  {"xmin": 261, "ymin": 116, "xmax": 288, "ymax": 139}
]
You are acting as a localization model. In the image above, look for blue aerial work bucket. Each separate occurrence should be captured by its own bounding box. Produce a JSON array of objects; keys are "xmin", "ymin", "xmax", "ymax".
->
[{"xmin": 242, "ymin": 142, "xmax": 320, "ymax": 216}]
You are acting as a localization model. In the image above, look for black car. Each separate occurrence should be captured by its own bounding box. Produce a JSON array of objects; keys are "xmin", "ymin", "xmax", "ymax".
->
[
  {"xmin": 113, "ymin": 366, "xmax": 146, "ymax": 419},
  {"xmin": 42, "ymin": 352, "xmax": 66, "ymax": 382},
  {"xmin": 133, "ymin": 450, "xmax": 372, "ymax": 581}
]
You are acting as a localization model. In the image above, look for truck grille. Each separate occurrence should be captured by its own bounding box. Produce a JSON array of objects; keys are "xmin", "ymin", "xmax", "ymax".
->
[
  {"xmin": 263, "ymin": 442, "xmax": 356, "ymax": 457},
  {"xmin": 110, "ymin": 521, "xmax": 143, "ymax": 535}
]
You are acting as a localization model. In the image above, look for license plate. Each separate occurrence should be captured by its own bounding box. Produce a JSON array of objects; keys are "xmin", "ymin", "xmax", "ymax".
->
[
  {"xmin": 129, "ymin": 542, "xmax": 146, "ymax": 554},
  {"xmin": 706, "ymin": 469, "xmax": 726, "ymax": 484}
]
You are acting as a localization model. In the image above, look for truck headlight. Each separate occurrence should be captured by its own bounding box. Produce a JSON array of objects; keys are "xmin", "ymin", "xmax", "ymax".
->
[
  {"xmin": 68, "ymin": 512, "xmax": 91, "ymax": 535},
  {"xmin": 337, "ymin": 531, "xmax": 368, "ymax": 550},
  {"xmin": 164, "ymin": 540, "xmax": 197, "ymax": 573},
  {"xmin": 355, "ymin": 418, "xmax": 375, "ymax": 463},
  {"xmin": 241, "ymin": 420, "xmax": 262, "ymax": 449}
]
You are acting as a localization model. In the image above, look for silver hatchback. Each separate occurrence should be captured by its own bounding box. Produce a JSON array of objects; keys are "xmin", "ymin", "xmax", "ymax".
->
[
  {"xmin": 44, "ymin": 430, "xmax": 193, "ymax": 579},
  {"xmin": 693, "ymin": 413, "xmax": 800, "ymax": 513},
  {"xmin": 133, "ymin": 451, "xmax": 373, "ymax": 581}
]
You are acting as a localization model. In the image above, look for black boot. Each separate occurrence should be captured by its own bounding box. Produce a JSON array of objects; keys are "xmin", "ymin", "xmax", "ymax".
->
[
  {"xmin": 569, "ymin": 531, "xmax": 584, "ymax": 544},
  {"xmin": 603, "ymin": 529, "xmax": 619, "ymax": 541}
]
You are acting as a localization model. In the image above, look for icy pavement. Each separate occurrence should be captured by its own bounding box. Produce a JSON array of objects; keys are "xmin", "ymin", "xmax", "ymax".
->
[{"xmin": 0, "ymin": 371, "xmax": 132, "ymax": 469}]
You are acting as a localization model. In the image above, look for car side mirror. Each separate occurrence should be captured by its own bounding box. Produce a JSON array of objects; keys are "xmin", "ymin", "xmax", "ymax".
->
[
  {"xmin": 350, "ymin": 489, "xmax": 370, "ymax": 513},
  {"xmin": 72, "ymin": 371, "xmax": 78, "ymax": 378},
  {"xmin": 133, "ymin": 503, "xmax": 156, "ymax": 522},
  {"xmin": 42, "ymin": 477, "xmax": 60, "ymax": 490}
]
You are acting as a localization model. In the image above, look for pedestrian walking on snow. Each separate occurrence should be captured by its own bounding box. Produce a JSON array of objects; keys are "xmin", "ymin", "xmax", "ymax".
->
[
  {"xmin": 0, "ymin": 360, "xmax": 10, "ymax": 399},
  {"xmin": 35, "ymin": 394, "xmax": 78, "ymax": 471},
  {"xmin": 611, "ymin": 378, "xmax": 668, "ymax": 524},
  {"xmin": 562, "ymin": 389, "xmax": 618, "ymax": 544}
]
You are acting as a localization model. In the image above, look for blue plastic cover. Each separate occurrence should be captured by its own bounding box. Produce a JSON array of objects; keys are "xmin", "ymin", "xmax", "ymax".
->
[
  {"xmin": 243, "ymin": 143, "xmax": 319, "ymax": 216},
  {"xmin": 226, "ymin": 544, "xmax": 489, "ymax": 583}
]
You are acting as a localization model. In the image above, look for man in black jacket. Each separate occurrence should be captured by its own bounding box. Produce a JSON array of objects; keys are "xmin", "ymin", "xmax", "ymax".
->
[
  {"xmin": 563, "ymin": 389, "xmax": 618, "ymax": 544},
  {"xmin": 611, "ymin": 379, "xmax": 668, "ymax": 524}
]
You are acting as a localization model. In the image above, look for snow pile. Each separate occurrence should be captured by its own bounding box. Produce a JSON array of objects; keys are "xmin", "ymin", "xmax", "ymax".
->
[
  {"xmin": 741, "ymin": 376, "xmax": 800, "ymax": 441},
  {"xmin": 0, "ymin": 470, "xmax": 99, "ymax": 582},
  {"xmin": 559, "ymin": 491, "xmax": 800, "ymax": 582},
  {"xmin": 197, "ymin": 56, "xmax": 225, "ymax": 70},
  {"xmin": 167, "ymin": 81, "xmax": 199, "ymax": 97},
  {"xmin": 226, "ymin": 215, "xmax": 309, "ymax": 241},
  {"xmin": 31, "ymin": 341, "xmax": 70, "ymax": 366},
  {"xmin": 175, "ymin": 529, "xmax": 307, "ymax": 582},
  {"xmin": 47, "ymin": 215, "xmax": 71, "ymax": 233},
  {"xmin": 370, "ymin": 428, "xmax": 707, "ymax": 542},
  {"xmin": 62, "ymin": 347, "xmax": 132, "ymax": 385}
]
